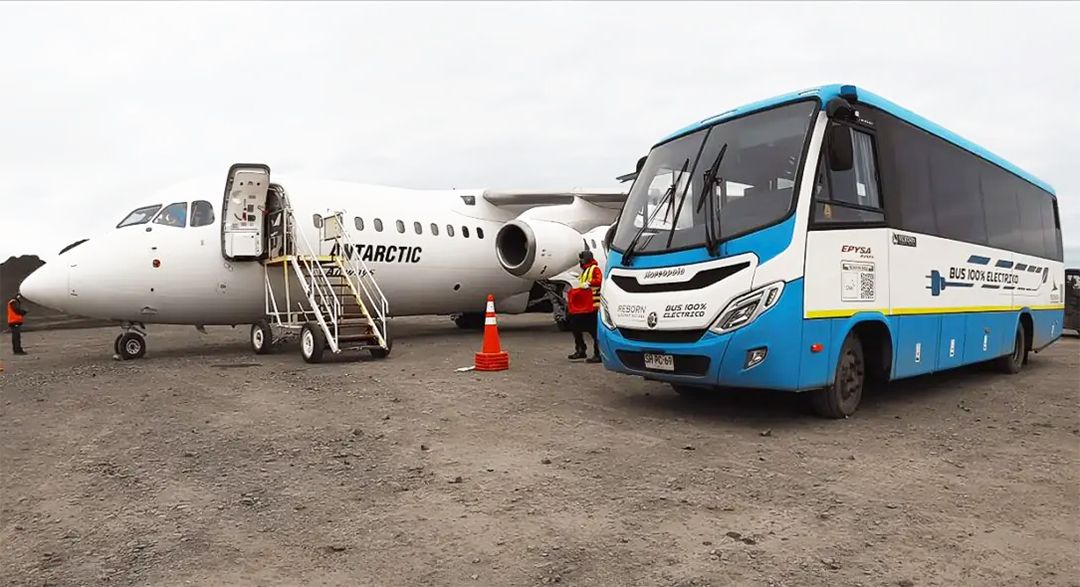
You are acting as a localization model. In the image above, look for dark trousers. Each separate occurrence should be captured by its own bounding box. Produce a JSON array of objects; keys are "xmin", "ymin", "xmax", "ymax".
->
[
  {"xmin": 570, "ymin": 312, "xmax": 598, "ymax": 355},
  {"xmin": 10, "ymin": 324, "xmax": 23, "ymax": 353}
]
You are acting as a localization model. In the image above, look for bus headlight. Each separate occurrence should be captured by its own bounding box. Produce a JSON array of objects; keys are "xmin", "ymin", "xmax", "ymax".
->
[
  {"xmin": 711, "ymin": 281, "xmax": 785, "ymax": 334},
  {"xmin": 599, "ymin": 297, "xmax": 615, "ymax": 330}
]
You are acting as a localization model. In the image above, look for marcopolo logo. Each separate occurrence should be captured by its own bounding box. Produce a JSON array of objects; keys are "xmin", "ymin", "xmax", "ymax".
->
[{"xmin": 641, "ymin": 267, "xmax": 687, "ymax": 281}]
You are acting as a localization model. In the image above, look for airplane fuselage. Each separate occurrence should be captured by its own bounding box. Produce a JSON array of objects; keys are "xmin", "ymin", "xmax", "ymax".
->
[{"xmin": 22, "ymin": 176, "xmax": 612, "ymax": 326}]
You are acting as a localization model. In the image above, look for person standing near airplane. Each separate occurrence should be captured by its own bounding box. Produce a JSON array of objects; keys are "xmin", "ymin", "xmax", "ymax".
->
[
  {"xmin": 567, "ymin": 249, "xmax": 603, "ymax": 363},
  {"xmin": 7, "ymin": 293, "xmax": 28, "ymax": 355}
]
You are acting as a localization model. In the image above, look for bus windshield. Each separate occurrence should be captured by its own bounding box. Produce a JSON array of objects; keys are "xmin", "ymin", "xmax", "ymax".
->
[{"xmin": 613, "ymin": 100, "xmax": 818, "ymax": 257}]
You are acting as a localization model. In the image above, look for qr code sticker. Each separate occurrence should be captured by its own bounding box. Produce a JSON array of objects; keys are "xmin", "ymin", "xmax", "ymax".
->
[
  {"xmin": 841, "ymin": 261, "xmax": 875, "ymax": 302},
  {"xmin": 860, "ymin": 272, "xmax": 875, "ymax": 300}
]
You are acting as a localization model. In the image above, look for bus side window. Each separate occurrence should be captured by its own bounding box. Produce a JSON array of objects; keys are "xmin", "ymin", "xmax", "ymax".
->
[{"xmin": 813, "ymin": 127, "xmax": 885, "ymax": 225}]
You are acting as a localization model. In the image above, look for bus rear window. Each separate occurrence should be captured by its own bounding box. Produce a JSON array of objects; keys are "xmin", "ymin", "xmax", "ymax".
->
[{"xmin": 117, "ymin": 205, "xmax": 162, "ymax": 228}]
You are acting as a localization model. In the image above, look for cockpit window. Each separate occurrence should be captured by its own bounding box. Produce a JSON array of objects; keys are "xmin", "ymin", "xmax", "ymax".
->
[
  {"xmin": 191, "ymin": 200, "xmax": 215, "ymax": 227},
  {"xmin": 117, "ymin": 205, "xmax": 162, "ymax": 228},
  {"xmin": 153, "ymin": 202, "xmax": 188, "ymax": 228}
]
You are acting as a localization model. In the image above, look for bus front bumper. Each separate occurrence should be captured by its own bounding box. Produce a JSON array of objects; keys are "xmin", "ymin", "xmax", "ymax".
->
[{"xmin": 597, "ymin": 283, "xmax": 806, "ymax": 392}]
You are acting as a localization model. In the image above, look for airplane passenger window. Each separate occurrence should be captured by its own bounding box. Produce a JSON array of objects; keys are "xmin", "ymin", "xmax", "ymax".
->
[
  {"xmin": 374, "ymin": 218, "xmax": 384, "ymax": 232},
  {"xmin": 430, "ymin": 223, "xmax": 439, "ymax": 236},
  {"xmin": 190, "ymin": 201, "xmax": 215, "ymax": 227},
  {"xmin": 117, "ymin": 204, "xmax": 162, "ymax": 228},
  {"xmin": 355, "ymin": 217, "xmax": 364, "ymax": 231},
  {"xmin": 462, "ymin": 226, "xmax": 470, "ymax": 238},
  {"xmin": 313, "ymin": 214, "xmax": 323, "ymax": 228},
  {"xmin": 447, "ymin": 224, "xmax": 455, "ymax": 237},
  {"xmin": 476, "ymin": 227, "xmax": 485, "ymax": 239},
  {"xmin": 396, "ymin": 220, "xmax": 405, "ymax": 233},
  {"xmin": 153, "ymin": 202, "xmax": 188, "ymax": 228},
  {"xmin": 414, "ymin": 221, "xmax": 422, "ymax": 235}
]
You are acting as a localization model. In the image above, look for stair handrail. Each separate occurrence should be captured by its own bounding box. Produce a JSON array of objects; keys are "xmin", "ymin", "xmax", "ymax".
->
[
  {"xmin": 288, "ymin": 207, "xmax": 344, "ymax": 352},
  {"xmin": 329, "ymin": 211, "xmax": 390, "ymax": 346}
]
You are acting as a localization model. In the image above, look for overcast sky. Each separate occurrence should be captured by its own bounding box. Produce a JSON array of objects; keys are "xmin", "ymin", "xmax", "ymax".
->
[{"xmin": 1, "ymin": 1, "xmax": 1077, "ymax": 265}]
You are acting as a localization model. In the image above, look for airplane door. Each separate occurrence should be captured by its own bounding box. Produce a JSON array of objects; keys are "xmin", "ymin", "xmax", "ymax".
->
[{"xmin": 222, "ymin": 164, "xmax": 271, "ymax": 261}]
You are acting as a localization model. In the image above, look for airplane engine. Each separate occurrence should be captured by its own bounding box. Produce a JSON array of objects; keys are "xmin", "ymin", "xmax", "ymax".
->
[{"xmin": 495, "ymin": 219, "xmax": 587, "ymax": 281}]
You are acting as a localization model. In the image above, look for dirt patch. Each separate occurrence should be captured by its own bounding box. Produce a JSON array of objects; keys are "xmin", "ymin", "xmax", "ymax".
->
[{"xmin": 1, "ymin": 317, "xmax": 1078, "ymax": 586}]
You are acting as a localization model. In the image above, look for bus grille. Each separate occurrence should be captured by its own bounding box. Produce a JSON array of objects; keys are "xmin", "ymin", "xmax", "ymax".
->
[{"xmin": 618, "ymin": 328, "xmax": 706, "ymax": 344}]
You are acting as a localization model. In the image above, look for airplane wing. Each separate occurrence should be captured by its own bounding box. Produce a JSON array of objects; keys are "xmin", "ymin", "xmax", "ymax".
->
[{"xmin": 481, "ymin": 188, "xmax": 627, "ymax": 207}]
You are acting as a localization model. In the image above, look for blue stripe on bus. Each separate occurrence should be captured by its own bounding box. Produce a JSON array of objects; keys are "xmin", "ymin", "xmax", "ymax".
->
[
  {"xmin": 995, "ymin": 260, "xmax": 1013, "ymax": 269},
  {"xmin": 967, "ymin": 255, "xmax": 991, "ymax": 265}
]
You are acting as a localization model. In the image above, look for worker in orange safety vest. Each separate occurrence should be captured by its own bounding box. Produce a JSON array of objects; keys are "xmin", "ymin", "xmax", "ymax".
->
[
  {"xmin": 566, "ymin": 250, "xmax": 603, "ymax": 363},
  {"xmin": 7, "ymin": 293, "xmax": 28, "ymax": 355}
]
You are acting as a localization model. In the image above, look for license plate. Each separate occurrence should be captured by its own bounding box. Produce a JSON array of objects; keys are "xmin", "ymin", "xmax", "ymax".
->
[{"xmin": 643, "ymin": 353, "xmax": 675, "ymax": 371}]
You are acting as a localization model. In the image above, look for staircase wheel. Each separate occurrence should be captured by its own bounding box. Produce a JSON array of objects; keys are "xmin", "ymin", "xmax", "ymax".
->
[
  {"xmin": 369, "ymin": 319, "xmax": 392, "ymax": 359},
  {"xmin": 251, "ymin": 320, "xmax": 273, "ymax": 355},
  {"xmin": 301, "ymin": 322, "xmax": 326, "ymax": 363}
]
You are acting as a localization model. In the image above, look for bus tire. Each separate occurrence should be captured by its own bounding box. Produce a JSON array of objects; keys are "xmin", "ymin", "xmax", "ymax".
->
[
  {"xmin": 811, "ymin": 333, "xmax": 864, "ymax": 419},
  {"xmin": 995, "ymin": 323, "xmax": 1026, "ymax": 374}
]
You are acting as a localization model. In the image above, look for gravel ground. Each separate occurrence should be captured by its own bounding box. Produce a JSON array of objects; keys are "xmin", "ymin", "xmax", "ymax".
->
[{"xmin": 1, "ymin": 317, "xmax": 1078, "ymax": 587}]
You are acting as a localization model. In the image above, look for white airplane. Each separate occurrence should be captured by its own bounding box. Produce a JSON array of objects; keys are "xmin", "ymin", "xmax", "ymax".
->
[{"xmin": 20, "ymin": 164, "xmax": 625, "ymax": 360}]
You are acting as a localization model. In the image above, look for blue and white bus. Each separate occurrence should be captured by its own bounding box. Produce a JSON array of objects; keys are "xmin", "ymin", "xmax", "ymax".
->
[{"xmin": 597, "ymin": 84, "xmax": 1066, "ymax": 418}]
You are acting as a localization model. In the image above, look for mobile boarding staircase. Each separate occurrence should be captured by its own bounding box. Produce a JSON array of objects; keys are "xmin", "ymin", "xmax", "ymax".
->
[{"xmin": 254, "ymin": 202, "xmax": 391, "ymax": 363}]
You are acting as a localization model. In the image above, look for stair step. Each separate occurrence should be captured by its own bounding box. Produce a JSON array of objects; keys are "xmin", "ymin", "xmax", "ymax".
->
[{"xmin": 339, "ymin": 333, "xmax": 379, "ymax": 343}]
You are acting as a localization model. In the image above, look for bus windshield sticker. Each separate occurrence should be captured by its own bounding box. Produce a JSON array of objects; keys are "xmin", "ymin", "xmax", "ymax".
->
[{"xmin": 841, "ymin": 261, "xmax": 876, "ymax": 302}]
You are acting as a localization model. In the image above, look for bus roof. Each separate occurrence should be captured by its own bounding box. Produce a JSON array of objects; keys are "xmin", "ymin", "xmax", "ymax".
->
[{"xmin": 658, "ymin": 84, "xmax": 1055, "ymax": 196}]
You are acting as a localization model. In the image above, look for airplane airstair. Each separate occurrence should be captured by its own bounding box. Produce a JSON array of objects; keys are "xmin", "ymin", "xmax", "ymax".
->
[{"xmin": 254, "ymin": 200, "xmax": 391, "ymax": 363}]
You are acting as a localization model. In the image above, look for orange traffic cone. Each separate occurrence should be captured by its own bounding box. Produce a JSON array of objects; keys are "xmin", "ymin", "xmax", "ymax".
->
[{"xmin": 474, "ymin": 294, "xmax": 509, "ymax": 371}]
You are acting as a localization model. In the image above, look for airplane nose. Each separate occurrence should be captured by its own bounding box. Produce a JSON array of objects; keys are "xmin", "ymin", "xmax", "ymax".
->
[{"xmin": 20, "ymin": 261, "xmax": 68, "ymax": 312}]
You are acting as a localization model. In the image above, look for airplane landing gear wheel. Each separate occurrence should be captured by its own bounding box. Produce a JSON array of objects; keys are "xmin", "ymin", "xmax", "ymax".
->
[
  {"xmin": 301, "ymin": 322, "xmax": 326, "ymax": 364},
  {"xmin": 453, "ymin": 312, "xmax": 484, "ymax": 330},
  {"xmin": 117, "ymin": 332, "xmax": 147, "ymax": 360},
  {"xmin": 251, "ymin": 320, "xmax": 273, "ymax": 355}
]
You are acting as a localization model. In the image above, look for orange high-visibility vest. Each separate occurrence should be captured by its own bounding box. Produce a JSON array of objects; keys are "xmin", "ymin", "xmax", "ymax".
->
[{"xmin": 7, "ymin": 299, "xmax": 24, "ymax": 326}]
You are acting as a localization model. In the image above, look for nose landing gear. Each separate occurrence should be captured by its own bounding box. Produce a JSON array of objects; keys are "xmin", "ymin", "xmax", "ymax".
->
[{"xmin": 113, "ymin": 323, "xmax": 148, "ymax": 360}]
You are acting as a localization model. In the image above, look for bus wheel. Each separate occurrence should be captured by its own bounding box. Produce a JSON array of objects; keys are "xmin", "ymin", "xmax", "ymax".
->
[
  {"xmin": 811, "ymin": 333, "xmax": 864, "ymax": 419},
  {"xmin": 995, "ymin": 323, "xmax": 1027, "ymax": 374},
  {"xmin": 301, "ymin": 322, "xmax": 326, "ymax": 364}
]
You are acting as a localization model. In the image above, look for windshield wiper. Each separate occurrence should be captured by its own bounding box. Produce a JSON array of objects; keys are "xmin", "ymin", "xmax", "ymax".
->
[
  {"xmin": 696, "ymin": 143, "xmax": 728, "ymax": 256},
  {"xmin": 623, "ymin": 158, "xmax": 689, "ymax": 264}
]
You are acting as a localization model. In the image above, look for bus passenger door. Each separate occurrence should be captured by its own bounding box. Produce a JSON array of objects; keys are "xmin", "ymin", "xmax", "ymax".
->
[{"xmin": 804, "ymin": 122, "xmax": 893, "ymax": 371}]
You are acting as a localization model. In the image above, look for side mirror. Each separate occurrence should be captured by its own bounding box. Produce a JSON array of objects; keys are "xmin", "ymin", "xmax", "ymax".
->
[
  {"xmin": 603, "ymin": 224, "xmax": 616, "ymax": 251},
  {"xmin": 828, "ymin": 124, "xmax": 854, "ymax": 172}
]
